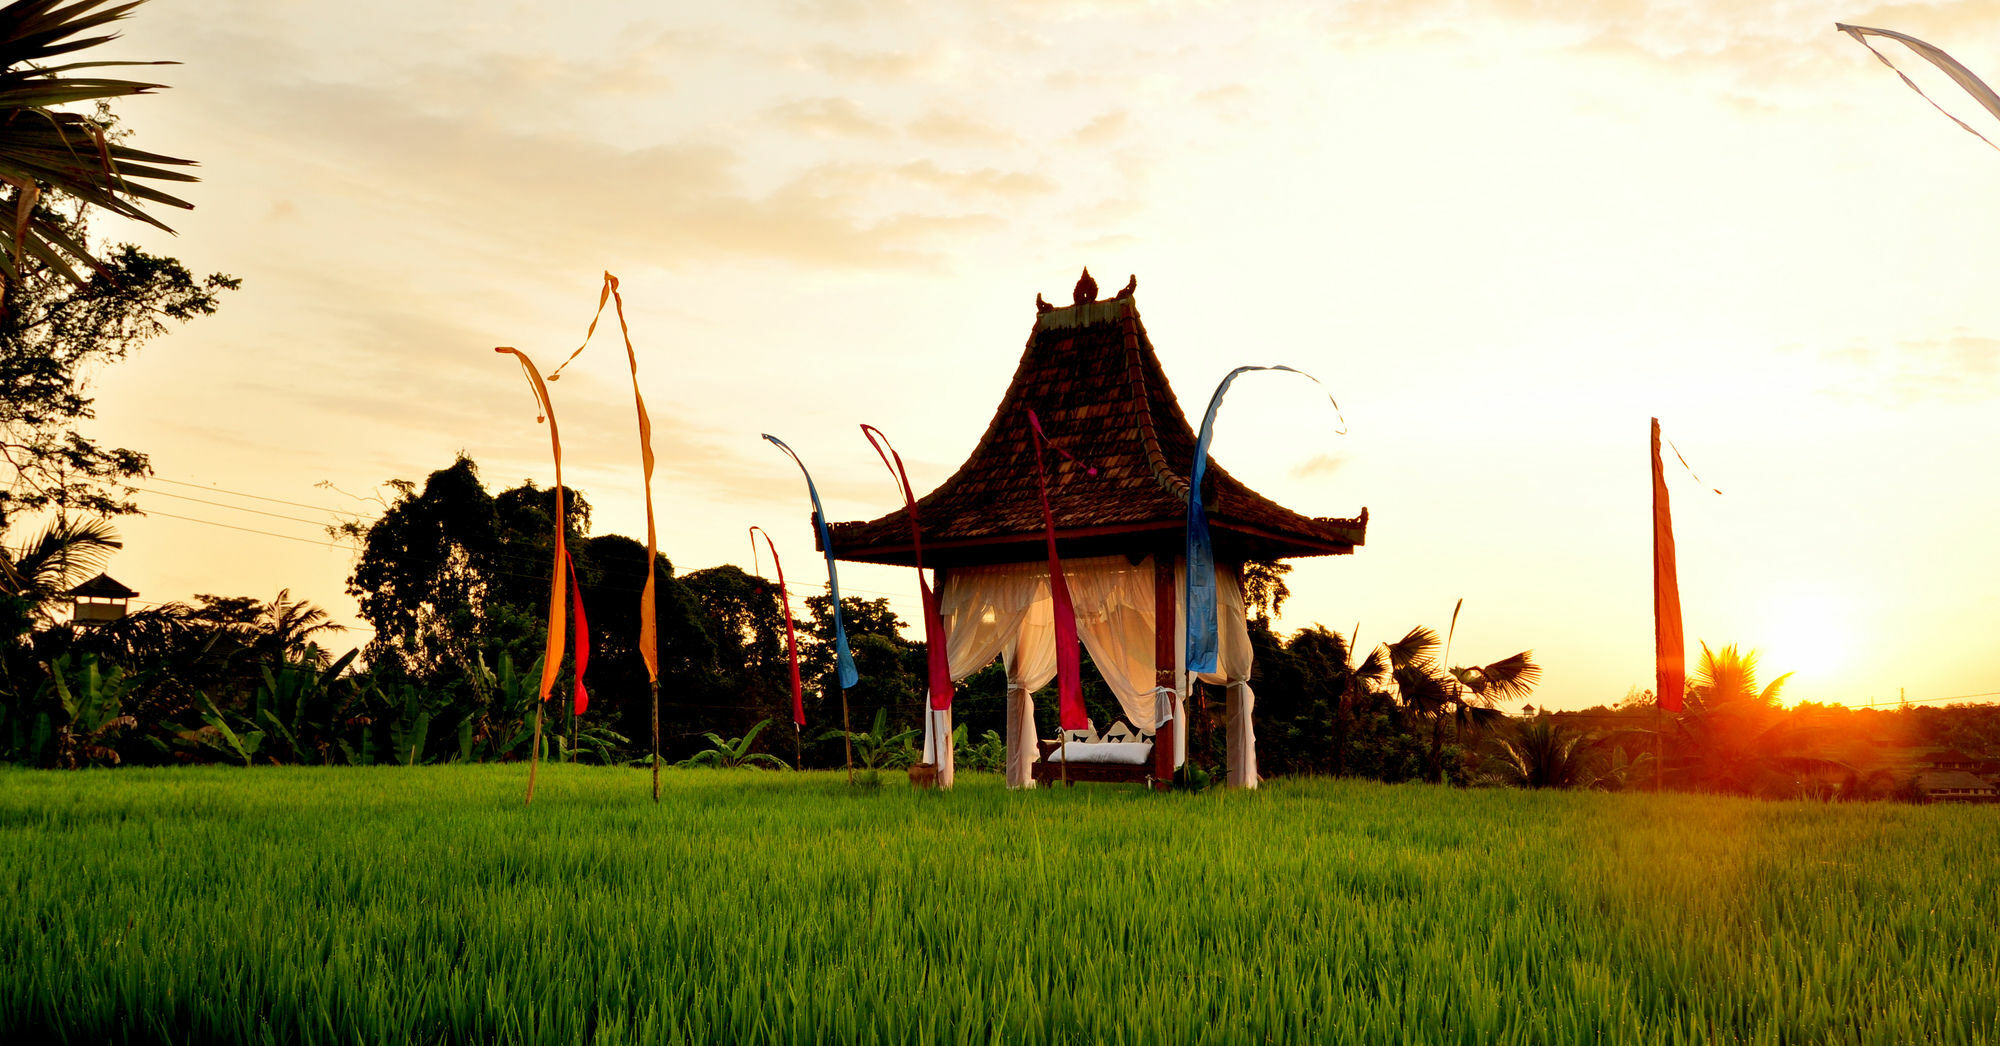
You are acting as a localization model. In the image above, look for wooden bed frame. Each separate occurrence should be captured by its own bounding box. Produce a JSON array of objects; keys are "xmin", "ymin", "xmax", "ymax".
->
[{"xmin": 1031, "ymin": 715, "xmax": 1175, "ymax": 791}]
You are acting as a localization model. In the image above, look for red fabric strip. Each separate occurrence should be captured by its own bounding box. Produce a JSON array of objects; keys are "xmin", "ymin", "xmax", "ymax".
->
[
  {"xmin": 1027, "ymin": 409, "xmax": 1087, "ymax": 732},
  {"xmin": 751, "ymin": 526, "xmax": 806, "ymax": 728},
  {"xmin": 860, "ymin": 424, "xmax": 954, "ymax": 712}
]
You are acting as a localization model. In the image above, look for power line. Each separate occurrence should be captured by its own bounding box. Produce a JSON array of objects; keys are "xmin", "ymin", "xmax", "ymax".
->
[
  {"xmin": 151, "ymin": 476, "xmax": 378, "ymax": 519},
  {"xmin": 137, "ymin": 487, "xmax": 350, "ymax": 528},
  {"xmin": 145, "ymin": 510, "xmax": 352, "ymax": 549}
]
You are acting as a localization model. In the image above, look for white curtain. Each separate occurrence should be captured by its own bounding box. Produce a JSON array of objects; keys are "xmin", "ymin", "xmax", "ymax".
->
[{"xmin": 936, "ymin": 554, "xmax": 1255, "ymax": 788}]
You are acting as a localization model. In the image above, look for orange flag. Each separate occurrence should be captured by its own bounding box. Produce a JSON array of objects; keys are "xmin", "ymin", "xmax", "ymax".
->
[
  {"xmin": 1651, "ymin": 418, "xmax": 1684, "ymax": 712},
  {"xmin": 549, "ymin": 273, "xmax": 659, "ymax": 684},
  {"xmin": 495, "ymin": 347, "xmax": 568, "ymax": 707}
]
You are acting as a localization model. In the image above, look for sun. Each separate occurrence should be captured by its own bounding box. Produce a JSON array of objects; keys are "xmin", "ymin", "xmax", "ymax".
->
[{"xmin": 1756, "ymin": 587, "xmax": 1858, "ymax": 687}]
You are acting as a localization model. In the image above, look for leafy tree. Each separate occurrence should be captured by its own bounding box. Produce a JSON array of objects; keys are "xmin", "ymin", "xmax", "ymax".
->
[
  {"xmin": 1666, "ymin": 642, "xmax": 1834, "ymax": 796},
  {"xmin": 1240, "ymin": 560, "xmax": 1292, "ymax": 622}
]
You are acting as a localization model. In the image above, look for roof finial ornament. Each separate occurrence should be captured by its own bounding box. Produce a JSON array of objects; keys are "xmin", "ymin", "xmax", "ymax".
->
[
  {"xmin": 1073, "ymin": 267, "xmax": 1098, "ymax": 305},
  {"xmin": 1036, "ymin": 292, "xmax": 1054, "ymax": 313},
  {"xmin": 1115, "ymin": 274, "xmax": 1136, "ymax": 300}
]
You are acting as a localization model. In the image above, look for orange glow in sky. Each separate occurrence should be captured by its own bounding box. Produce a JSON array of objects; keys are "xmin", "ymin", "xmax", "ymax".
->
[{"xmin": 51, "ymin": 1, "xmax": 2000, "ymax": 711}]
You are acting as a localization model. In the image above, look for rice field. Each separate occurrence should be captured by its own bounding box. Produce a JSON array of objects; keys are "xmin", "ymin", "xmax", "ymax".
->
[{"xmin": 3, "ymin": 766, "xmax": 1997, "ymax": 1045}]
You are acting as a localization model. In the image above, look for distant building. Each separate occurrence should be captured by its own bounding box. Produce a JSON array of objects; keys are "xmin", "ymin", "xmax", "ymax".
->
[
  {"xmin": 64, "ymin": 573, "xmax": 137, "ymax": 625},
  {"xmin": 1918, "ymin": 770, "xmax": 1997, "ymax": 803}
]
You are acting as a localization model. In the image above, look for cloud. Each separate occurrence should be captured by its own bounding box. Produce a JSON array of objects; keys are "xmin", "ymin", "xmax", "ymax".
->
[
  {"xmin": 1291, "ymin": 453, "xmax": 1346, "ymax": 479},
  {"xmin": 766, "ymin": 96, "xmax": 895, "ymax": 139},
  {"xmin": 1070, "ymin": 110, "xmax": 1129, "ymax": 142},
  {"xmin": 806, "ymin": 44, "xmax": 932, "ymax": 80},
  {"xmin": 1819, "ymin": 332, "xmax": 2000, "ymax": 403},
  {"xmin": 895, "ymin": 160, "xmax": 1055, "ymax": 198},
  {"xmin": 252, "ymin": 80, "xmax": 1000, "ymax": 271},
  {"xmin": 907, "ymin": 109, "xmax": 1019, "ymax": 147}
]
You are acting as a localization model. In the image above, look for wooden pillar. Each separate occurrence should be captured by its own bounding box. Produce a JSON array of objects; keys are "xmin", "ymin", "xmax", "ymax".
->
[{"xmin": 1152, "ymin": 552, "xmax": 1176, "ymax": 791}]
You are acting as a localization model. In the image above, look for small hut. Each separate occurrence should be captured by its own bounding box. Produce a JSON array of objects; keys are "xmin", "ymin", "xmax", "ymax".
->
[
  {"xmin": 826, "ymin": 271, "xmax": 1366, "ymax": 789},
  {"xmin": 66, "ymin": 573, "xmax": 137, "ymax": 625}
]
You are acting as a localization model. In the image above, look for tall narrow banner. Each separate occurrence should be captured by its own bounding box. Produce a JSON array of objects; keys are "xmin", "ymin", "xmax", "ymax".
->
[
  {"xmin": 1026, "ymin": 409, "xmax": 1089, "ymax": 732},
  {"xmin": 1185, "ymin": 365, "xmax": 1344, "ymax": 673},
  {"xmin": 859, "ymin": 424, "xmax": 952, "ymax": 712},
  {"xmin": 750, "ymin": 526, "xmax": 806, "ymax": 728},
  {"xmin": 763, "ymin": 434, "xmax": 859, "ymax": 690},
  {"xmin": 564, "ymin": 542, "xmax": 589, "ymax": 715},
  {"xmin": 1652, "ymin": 418, "xmax": 1685, "ymax": 712},
  {"xmin": 546, "ymin": 272, "xmax": 659, "ymax": 686},
  {"xmin": 1837, "ymin": 23, "xmax": 2000, "ymax": 152},
  {"xmin": 494, "ymin": 347, "xmax": 569, "ymax": 707}
]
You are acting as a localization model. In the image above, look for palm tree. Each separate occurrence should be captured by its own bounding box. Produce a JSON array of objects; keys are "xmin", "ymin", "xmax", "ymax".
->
[
  {"xmin": 257, "ymin": 588, "xmax": 344, "ymax": 665},
  {"xmin": 1381, "ymin": 625, "xmax": 1541, "ymax": 783},
  {"xmin": 0, "ymin": 0, "xmax": 196, "ymax": 303},
  {"xmin": 1669, "ymin": 642, "xmax": 1833, "ymax": 795},
  {"xmin": 0, "ymin": 513, "xmax": 116, "ymax": 621},
  {"xmin": 1489, "ymin": 714, "xmax": 1599, "ymax": 789}
]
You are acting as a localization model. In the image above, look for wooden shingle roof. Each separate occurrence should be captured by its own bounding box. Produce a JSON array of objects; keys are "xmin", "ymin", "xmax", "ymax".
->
[
  {"xmin": 65, "ymin": 573, "xmax": 137, "ymax": 599},
  {"xmin": 824, "ymin": 273, "xmax": 1366, "ymax": 568}
]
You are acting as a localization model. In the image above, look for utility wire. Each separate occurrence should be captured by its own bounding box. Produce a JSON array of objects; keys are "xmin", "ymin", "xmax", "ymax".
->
[
  {"xmin": 137, "ymin": 488, "xmax": 349, "ymax": 528},
  {"xmin": 152, "ymin": 476, "xmax": 378, "ymax": 519}
]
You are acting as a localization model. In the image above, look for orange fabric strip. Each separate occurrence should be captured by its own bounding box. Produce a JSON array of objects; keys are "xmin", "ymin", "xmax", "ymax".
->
[
  {"xmin": 548, "ymin": 272, "xmax": 660, "ymax": 683},
  {"xmin": 495, "ymin": 347, "xmax": 568, "ymax": 704},
  {"xmin": 1652, "ymin": 418, "xmax": 1684, "ymax": 712}
]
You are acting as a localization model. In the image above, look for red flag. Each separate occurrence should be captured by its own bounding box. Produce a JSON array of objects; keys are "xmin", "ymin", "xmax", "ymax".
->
[
  {"xmin": 860, "ymin": 425, "xmax": 953, "ymax": 712},
  {"xmin": 1027, "ymin": 409, "xmax": 1092, "ymax": 732},
  {"xmin": 1652, "ymin": 418, "xmax": 1685, "ymax": 712},
  {"xmin": 750, "ymin": 526, "xmax": 806, "ymax": 728},
  {"xmin": 564, "ymin": 543, "xmax": 589, "ymax": 715}
]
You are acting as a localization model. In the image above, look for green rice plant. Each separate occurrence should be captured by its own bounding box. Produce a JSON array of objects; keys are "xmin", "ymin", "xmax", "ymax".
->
[{"xmin": 2, "ymin": 769, "xmax": 1997, "ymax": 1044}]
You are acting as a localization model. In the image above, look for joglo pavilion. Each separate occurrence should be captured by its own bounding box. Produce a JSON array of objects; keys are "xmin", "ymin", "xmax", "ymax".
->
[{"xmin": 823, "ymin": 269, "xmax": 1367, "ymax": 790}]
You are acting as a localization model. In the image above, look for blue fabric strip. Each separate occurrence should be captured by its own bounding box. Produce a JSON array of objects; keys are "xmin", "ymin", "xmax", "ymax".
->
[
  {"xmin": 763, "ymin": 434, "xmax": 858, "ymax": 689},
  {"xmin": 1185, "ymin": 365, "xmax": 1337, "ymax": 675}
]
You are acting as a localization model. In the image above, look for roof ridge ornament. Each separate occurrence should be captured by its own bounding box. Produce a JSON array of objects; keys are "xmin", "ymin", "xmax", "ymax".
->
[
  {"xmin": 1115, "ymin": 274, "xmax": 1136, "ymax": 300},
  {"xmin": 1073, "ymin": 267, "xmax": 1097, "ymax": 305}
]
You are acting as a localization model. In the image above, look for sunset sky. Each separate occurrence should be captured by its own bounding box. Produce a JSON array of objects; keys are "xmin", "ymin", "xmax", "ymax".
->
[{"xmin": 63, "ymin": 0, "xmax": 2000, "ymax": 711}]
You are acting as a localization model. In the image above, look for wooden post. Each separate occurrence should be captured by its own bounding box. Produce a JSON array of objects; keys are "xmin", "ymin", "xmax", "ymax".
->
[
  {"xmin": 1153, "ymin": 553, "xmax": 1177, "ymax": 792},
  {"xmin": 841, "ymin": 687, "xmax": 854, "ymax": 785},
  {"xmin": 649, "ymin": 677, "xmax": 661, "ymax": 802},
  {"xmin": 525, "ymin": 700, "xmax": 544, "ymax": 804}
]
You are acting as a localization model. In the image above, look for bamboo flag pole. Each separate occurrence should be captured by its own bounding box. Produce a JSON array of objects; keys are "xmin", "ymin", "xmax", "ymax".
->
[
  {"xmin": 547, "ymin": 273, "xmax": 663, "ymax": 801},
  {"xmin": 494, "ymin": 347, "xmax": 569, "ymax": 805}
]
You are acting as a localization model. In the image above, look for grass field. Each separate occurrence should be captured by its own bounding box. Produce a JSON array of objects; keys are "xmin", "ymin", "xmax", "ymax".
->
[{"xmin": 4, "ymin": 766, "xmax": 1998, "ymax": 1045}]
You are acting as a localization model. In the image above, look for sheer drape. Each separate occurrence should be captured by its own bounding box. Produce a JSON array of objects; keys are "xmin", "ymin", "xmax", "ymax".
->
[{"xmin": 935, "ymin": 553, "xmax": 1254, "ymax": 789}]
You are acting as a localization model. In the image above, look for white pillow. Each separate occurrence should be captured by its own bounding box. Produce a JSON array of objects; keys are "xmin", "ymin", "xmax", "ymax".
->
[{"xmin": 1047, "ymin": 741, "xmax": 1153, "ymax": 766}]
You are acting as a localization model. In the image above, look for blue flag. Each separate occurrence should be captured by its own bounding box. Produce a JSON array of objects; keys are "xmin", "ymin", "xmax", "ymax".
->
[
  {"xmin": 764, "ymin": 434, "xmax": 858, "ymax": 689},
  {"xmin": 1185, "ymin": 365, "xmax": 1343, "ymax": 674}
]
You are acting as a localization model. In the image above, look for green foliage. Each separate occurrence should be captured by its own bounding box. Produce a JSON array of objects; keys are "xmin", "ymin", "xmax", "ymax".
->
[
  {"xmin": 818, "ymin": 706, "xmax": 919, "ymax": 771},
  {"xmin": 955, "ymin": 725, "xmax": 1006, "ymax": 773},
  {"xmin": 674, "ymin": 718, "xmax": 787, "ymax": 770},
  {"xmin": 6, "ymin": 651, "xmax": 133, "ymax": 766}
]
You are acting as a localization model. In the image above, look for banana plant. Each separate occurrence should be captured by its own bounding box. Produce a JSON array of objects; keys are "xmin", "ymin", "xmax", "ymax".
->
[
  {"xmin": 248, "ymin": 649, "xmax": 359, "ymax": 765},
  {"xmin": 816, "ymin": 708, "xmax": 920, "ymax": 771},
  {"xmin": 38, "ymin": 652, "xmax": 136, "ymax": 767},
  {"xmin": 678, "ymin": 718, "xmax": 789, "ymax": 770},
  {"xmin": 458, "ymin": 651, "xmax": 541, "ymax": 763}
]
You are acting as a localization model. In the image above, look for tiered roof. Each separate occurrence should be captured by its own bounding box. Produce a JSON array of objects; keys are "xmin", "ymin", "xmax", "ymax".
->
[{"xmin": 824, "ymin": 271, "xmax": 1366, "ymax": 568}]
